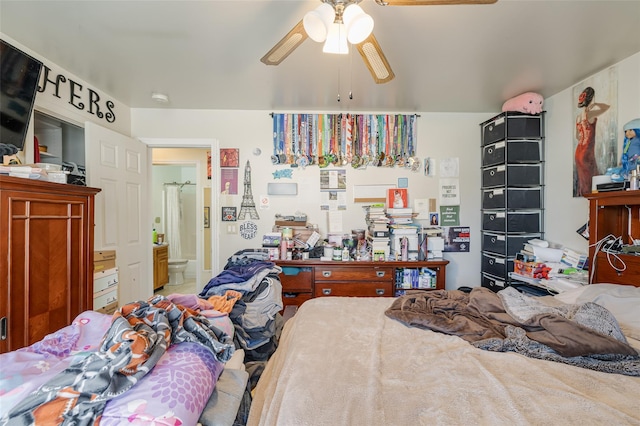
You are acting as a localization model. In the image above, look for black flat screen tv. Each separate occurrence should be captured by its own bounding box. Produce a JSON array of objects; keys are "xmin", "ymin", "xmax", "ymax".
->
[{"xmin": 0, "ymin": 39, "xmax": 43, "ymax": 153}]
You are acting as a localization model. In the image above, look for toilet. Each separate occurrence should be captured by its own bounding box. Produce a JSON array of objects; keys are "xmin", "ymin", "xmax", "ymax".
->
[{"xmin": 168, "ymin": 259, "xmax": 188, "ymax": 285}]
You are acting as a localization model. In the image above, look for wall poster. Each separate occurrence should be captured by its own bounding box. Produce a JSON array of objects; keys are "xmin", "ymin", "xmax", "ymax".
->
[
  {"xmin": 220, "ymin": 148, "xmax": 240, "ymax": 168},
  {"xmin": 572, "ymin": 66, "xmax": 618, "ymax": 197},
  {"xmin": 220, "ymin": 168, "xmax": 238, "ymax": 194}
]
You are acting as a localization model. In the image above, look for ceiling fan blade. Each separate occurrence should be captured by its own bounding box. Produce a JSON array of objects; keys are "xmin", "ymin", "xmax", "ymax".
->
[
  {"xmin": 356, "ymin": 33, "xmax": 395, "ymax": 84},
  {"xmin": 261, "ymin": 20, "xmax": 308, "ymax": 65},
  {"xmin": 377, "ymin": 0, "xmax": 497, "ymax": 5}
]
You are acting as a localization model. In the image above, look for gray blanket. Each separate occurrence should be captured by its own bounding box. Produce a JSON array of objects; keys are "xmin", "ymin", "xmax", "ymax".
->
[{"xmin": 385, "ymin": 287, "xmax": 640, "ymax": 376}]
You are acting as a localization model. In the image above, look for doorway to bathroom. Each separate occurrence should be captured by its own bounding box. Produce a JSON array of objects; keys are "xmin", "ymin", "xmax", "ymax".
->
[{"xmin": 151, "ymin": 147, "xmax": 213, "ymax": 293}]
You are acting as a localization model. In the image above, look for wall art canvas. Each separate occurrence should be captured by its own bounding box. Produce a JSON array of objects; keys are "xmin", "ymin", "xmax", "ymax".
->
[
  {"xmin": 572, "ymin": 66, "xmax": 618, "ymax": 197},
  {"xmin": 220, "ymin": 168, "xmax": 238, "ymax": 194},
  {"xmin": 220, "ymin": 148, "xmax": 239, "ymax": 168}
]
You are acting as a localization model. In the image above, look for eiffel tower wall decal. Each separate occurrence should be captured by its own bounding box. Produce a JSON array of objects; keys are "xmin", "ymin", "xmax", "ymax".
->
[{"xmin": 238, "ymin": 160, "xmax": 260, "ymax": 220}]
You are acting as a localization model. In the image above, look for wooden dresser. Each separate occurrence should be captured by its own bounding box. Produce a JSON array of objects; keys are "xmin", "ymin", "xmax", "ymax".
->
[
  {"xmin": 0, "ymin": 176, "xmax": 101, "ymax": 353},
  {"xmin": 275, "ymin": 259, "xmax": 449, "ymax": 311},
  {"xmin": 585, "ymin": 191, "xmax": 640, "ymax": 286}
]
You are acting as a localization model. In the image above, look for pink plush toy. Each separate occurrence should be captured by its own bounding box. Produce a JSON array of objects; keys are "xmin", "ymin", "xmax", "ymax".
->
[{"xmin": 501, "ymin": 92, "xmax": 544, "ymax": 114}]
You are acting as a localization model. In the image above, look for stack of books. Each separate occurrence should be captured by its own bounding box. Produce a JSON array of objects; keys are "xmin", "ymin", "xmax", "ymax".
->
[
  {"xmin": 386, "ymin": 207, "xmax": 414, "ymax": 225},
  {"xmin": 363, "ymin": 204, "xmax": 390, "ymax": 260},
  {"xmin": 389, "ymin": 224, "xmax": 419, "ymax": 260}
]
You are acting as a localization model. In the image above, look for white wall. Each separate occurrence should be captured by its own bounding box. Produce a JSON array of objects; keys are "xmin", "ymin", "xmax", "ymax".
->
[
  {"xmin": 132, "ymin": 110, "xmax": 491, "ymax": 288},
  {"xmin": 544, "ymin": 52, "xmax": 640, "ymax": 254},
  {"xmin": 132, "ymin": 52, "xmax": 639, "ymax": 289}
]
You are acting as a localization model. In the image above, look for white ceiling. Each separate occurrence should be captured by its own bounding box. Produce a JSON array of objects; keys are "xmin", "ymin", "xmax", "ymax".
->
[{"xmin": 1, "ymin": 0, "xmax": 639, "ymax": 113}]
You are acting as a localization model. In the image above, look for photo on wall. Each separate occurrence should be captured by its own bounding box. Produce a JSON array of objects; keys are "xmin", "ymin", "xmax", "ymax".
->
[
  {"xmin": 220, "ymin": 148, "xmax": 240, "ymax": 168},
  {"xmin": 572, "ymin": 65, "xmax": 618, "ymax": 197}
]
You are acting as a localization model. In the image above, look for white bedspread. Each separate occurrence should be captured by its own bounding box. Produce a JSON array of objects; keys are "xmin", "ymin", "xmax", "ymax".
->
[{"xmin": 248, "ymin": 297, "xmax": 640, "ymax": 426}]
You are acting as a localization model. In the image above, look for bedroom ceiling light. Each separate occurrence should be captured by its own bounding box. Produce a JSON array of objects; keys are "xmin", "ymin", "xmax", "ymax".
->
[{"xmin": 303, "ymin": 1, "xmax": 374, "ymax": 55}]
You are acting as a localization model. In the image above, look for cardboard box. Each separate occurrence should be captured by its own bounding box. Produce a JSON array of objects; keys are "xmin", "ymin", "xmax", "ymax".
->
[
  {"xmin": 94, "ymin": 267, "xmax": 119, "ymax": 293},
  {"xmin": 513, "ymin": 259, "xmax": 546, "ymax": 278},
  {"xmin": 275, "ymin": 220, "xmax": 307, "ymax": 227},
  {"xmin": 94, "ymin": 287, "xmax": 118, "ymax": 310},
  {"xmin": 96, "ymin": 301, "xmax": 118, "ymax": 315},
  {"xmin": 94, "ymin": 250, "xmax": 116, "ymax": 273}
]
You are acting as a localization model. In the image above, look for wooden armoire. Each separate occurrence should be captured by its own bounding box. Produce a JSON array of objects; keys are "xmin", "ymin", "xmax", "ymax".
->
[{"xmin": 0, "ymin": 175, "xmax": 101, "ymax": 353}]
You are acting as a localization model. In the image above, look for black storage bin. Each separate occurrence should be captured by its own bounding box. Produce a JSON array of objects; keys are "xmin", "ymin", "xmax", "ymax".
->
[
  {"xmin": 482, "ymin": 187, "xmax": 543, "ymax": 210},
  {"xmin": 481, "ymin": 139, "xmax": 542, "ymax": 167},
  {"xmin": 481, "ymin": 112, "xmax": 544, "ymax": 145},
  {"xmin": 506, "ymin": 140, "xmax": 542, "ymax": 163},
  {"xmin": 481, "ymin": 272, "xmax": 506, "ymax": 292},
  {"xmin": 482, "ymin": 252, "xmax": 513, "ymax": 278},
  {"xmin": 482, "ymin": 164, "xmax": 543, "ymax": 188},
  {"xmin": 482, "ymin": 232, "xmax": 542, "ymax": 257},
  {"xmin": 482, "ymin": 210, "xmax": 543, "ymax": 233}
]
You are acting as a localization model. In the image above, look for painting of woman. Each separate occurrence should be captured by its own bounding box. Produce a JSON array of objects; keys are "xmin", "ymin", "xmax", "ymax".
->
[{"xmin": 574, "ymin": 86, "xmax": 610, "ymax": 196}]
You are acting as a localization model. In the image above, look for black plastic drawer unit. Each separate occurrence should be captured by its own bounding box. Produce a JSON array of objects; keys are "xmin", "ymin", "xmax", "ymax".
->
[
  {"xmin": 482, "ymin": 252, "xmax": 514, "ymax": 278},
  {"xmin": 481, "ymin": 112, "xmax": 544, "ymax": 145},
  {"xmin": 481, "ymin": 232, "xmax": 542, "ymax": 257},
  {"xmin": 481, "ymin": 272, "xmax": 507, "ymax": 291},
  {"xmin": 481, "ymin": 164, "xmax": 543, "ymax": 188},
  {"xmin": 482, "ymin": 210, "xmax": 543, "ymax": 234},
  {"xmin": 481, "ymin": 140, "xmax": 543, "ymax": 167},
  {"xmin": 482, "ymin": 187, "xmax": 543, "ymax": 210}
]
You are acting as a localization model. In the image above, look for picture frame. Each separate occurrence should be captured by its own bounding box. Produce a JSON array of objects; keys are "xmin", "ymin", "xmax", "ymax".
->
[
  {"xmin": 222, "ymin": 206, "xmax": 237, "ymax": 222},
  {"xmin": 220, "ymin": 148, "xmax": 239, "ymax": 168},
  {"xmin": 204, "ymin": 207, "xmax": 210, "ymax": 228}
]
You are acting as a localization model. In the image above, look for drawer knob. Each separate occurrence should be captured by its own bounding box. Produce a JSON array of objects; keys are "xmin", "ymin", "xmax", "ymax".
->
[
  {"xmin": 376, "ymin": 271, "xmax": 386, "ymax": 278},
  {"xmin": 322, "ymin": 288, "xmax": 332, "ymax": 295},
  {"xmin": 376, "ymin": 289, "xmax": 385, "ymax": 295},
  {"xmin": 491, "ymin": 237, "xmax": 496, "ymax": 243},
  {"xmin": 490, "ymin": 170, "xmax": 495, "ymax": 176},
  {"xmin": 487, "ymin": 148, "xmax": 493, "ymax": 154},
  {"xmin": 322, "ymin": 271, "xmax": 332, "ymax": 277}
]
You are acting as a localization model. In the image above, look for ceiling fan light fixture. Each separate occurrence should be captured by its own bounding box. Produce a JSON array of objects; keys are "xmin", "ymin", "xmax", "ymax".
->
[
  {"xmin": 343, "ymin": 4, "xmax": 374, "ymax": 44},
  {"xmin": 323, "ymin": 22, "xmax": 349, "ymax": 54},
  {"xmin": 303, "ymin": 3, "xmax": 335, "ymax": 42}
]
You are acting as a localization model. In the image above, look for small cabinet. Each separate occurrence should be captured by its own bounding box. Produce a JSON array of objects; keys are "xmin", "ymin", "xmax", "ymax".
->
[
  {"xmin": 153, "ymin": 245, "xmax": 169, "ymax": 290},
  {"xmin": 585, "ymin": 191, "xmax": 640, "ymax": 285}
]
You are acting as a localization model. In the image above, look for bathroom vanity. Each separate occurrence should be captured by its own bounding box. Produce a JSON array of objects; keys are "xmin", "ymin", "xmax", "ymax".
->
[{"xmin": 153, "ymin": 244, "xmax": 169, "ymax": 290}]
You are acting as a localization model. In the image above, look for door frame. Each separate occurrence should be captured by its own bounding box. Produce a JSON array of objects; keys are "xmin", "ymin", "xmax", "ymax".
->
[{"xmin": 141, "ymin": 138, "xmax": 220, "ymax": 293}]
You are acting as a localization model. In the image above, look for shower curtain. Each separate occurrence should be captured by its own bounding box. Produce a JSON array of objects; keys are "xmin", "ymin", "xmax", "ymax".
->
[{"xmin": 166, "ymin": 185, "xmax": 182, "ymax": 259}]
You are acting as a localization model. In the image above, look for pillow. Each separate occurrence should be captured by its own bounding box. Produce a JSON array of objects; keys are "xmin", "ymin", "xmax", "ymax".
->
[{"xmin": 555, "ymin": 284, "xmax": 640, "ymax": 340}]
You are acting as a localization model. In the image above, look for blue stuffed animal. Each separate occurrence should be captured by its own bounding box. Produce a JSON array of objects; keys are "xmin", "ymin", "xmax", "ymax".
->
[{"xmin": 621, "ymin": 118, "xmax": 640, "ymax": 176}]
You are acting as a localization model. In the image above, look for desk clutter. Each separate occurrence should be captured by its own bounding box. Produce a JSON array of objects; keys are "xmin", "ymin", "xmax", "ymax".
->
[
  {"xmin": 264, "ymin": 206, "xmax": 444, "ymax": 263},
  {"xmin": 508, "ymin": 238, "xmax": 589, "ymax": 296}
]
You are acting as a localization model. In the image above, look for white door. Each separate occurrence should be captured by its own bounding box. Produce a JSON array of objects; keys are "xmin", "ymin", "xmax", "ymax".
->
[{"xmin": 85, "ymin": 122, "xmax": 150, "ymax": 304}]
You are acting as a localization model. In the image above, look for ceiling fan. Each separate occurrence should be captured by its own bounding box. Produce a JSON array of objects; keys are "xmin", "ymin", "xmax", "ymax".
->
[{"xmin": 260, "ymin": 0, "xmax": 498, "ymax": 84}]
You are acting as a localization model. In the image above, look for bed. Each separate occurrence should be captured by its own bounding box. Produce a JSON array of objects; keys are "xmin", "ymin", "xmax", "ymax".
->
[
  {"xmin": 248, "ymin": 284, "xmax": 640, "ymax": 425},
  {"xmin": 0, "ymin": 295, "xmax": 249, "ymax": 426}
]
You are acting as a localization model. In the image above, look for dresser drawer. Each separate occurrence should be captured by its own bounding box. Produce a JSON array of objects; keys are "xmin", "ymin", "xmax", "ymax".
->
[
  {"xmin": 314, "ymin": 282, "xmax": 393, "ymax": 297},
  {"xmin": 282, "ymin": 292, "xmax": 312, "ymax": 309},
  {"xmin": 593, "ymin": 253, "xmax": 640, "ymax": 284},
  {"xmin": 280, "ymin": 266, "xmax": 313, "ymax": 292},
  {"xmin": 314, "ymin": 266, "xmax": 394, "ymax": 282}
]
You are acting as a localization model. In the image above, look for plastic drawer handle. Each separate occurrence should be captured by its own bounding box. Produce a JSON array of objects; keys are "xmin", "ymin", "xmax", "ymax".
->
[
  {"xmin": 376, "ymin": 289, "xmax": 385, "ymax": 295},
  {"xmin": 489, "ymin": 193, "xmax": 493, "ymax": 199},
  {"xmin": 283, "ymin": 293, "xmax": 298, "ymax": 298},
  {"xmin": 322, "ymin": 288, "xmax": 332, "ymax": 295},
  {"xmin": 322, "ymin": 271, "xmax": 332, "ymax": 277},
  {"xmin": 487, "ymin": 148, "xmax": 493, "ymax": 154},
  {"xmin": 376, "ymin": 271, "xmax": 385, "ymax": 277},
  {"xmin": 490, "ymin": 170, "xmax": 495, "ymax": 176},
  {"xmin": 491, "ymin": 237, "xmax": 496, "ymax": 243}
]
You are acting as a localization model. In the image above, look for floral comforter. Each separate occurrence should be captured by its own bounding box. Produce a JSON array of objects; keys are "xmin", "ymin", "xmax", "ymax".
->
[{"xmin": 1, "ymin": 298, "xmax": 235, "ymax": 425}]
